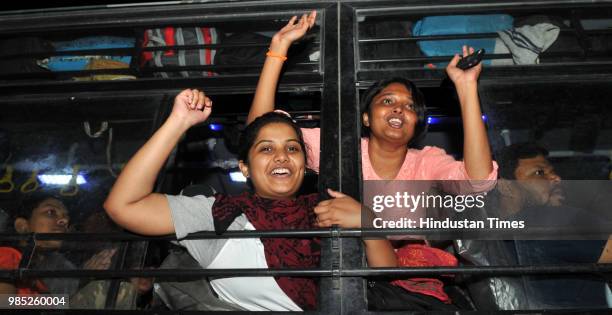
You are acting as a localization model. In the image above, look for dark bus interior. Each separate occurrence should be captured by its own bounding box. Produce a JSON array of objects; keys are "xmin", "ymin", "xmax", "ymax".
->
[{"xmin": 0, "ymin": 0, "xmax": 611, "ymax": 314}]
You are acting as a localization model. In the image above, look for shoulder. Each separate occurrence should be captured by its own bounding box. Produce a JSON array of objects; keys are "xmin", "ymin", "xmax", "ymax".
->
[
  {"xmin": 167, "ymin": 194, "xmax": 217, "ymax": 209},
  {"xmin": 413, "ymin": 145, "xmax": 449, "ymax": 156},
  {"xmin": 0, "ymin": 247, "xmax": 21, "ymax": 256},
  {"xmin": 409, "ymin": 146, "xmax": 457, "ymax": 162},
  {"xmin": 301, "ymin": 127, "xmax": 320, "ymax": 139}
]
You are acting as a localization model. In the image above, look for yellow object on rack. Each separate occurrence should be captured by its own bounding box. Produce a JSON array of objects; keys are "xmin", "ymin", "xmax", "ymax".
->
[
  {"xmin": 0, "ymin": 165, "xmax": 15, "ymax": 193},
  {"xmin": 20, "ymin": 168, "xmax": 40, "ymax": 193},
  {"xmin": 60, "ymin": 165, "xmax": 80, "ymax": 197},
  {"xmin": 73, "ymin": 59, "xmax": 136, "ymax": 81}
]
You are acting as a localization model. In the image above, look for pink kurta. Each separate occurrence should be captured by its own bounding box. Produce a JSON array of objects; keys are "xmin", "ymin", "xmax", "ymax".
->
[{"xmin": 302, "ymin": 128, "xmax": 497, "ymax": 190}]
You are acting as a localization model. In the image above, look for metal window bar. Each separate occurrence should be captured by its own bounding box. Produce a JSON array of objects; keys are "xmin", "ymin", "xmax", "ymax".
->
[
  {"xmin": 359, "ymin": 51, "xmax": 612, "ymax": 66},
  {"xmin": 2, "ymin": 225, "xmax": 612, "ymax": 241},
  {"xmin": 103, "ymin": 242, "xmax": 130, "ymax": 310},
  {"xmin": 128, "ymin": 27, "xmax": 145, "ymax": 78},
  {"xmin": 1, "ymin": 264, "xmax": 611, "ymax": 281},
  {"xmin": 0, "ymin": 73, "xmax": 324, "ymax": 96},
  {"xmin": 0, "ymin": 63, "xmax": 319, "ymax": 80},
  {"xmin": 0, "ymin": 41, "xmax": 323, "ymax": 59},
  {"xmin": 359, "ymin": 54, "xmax": 512, "ymax": 64},
  {"xmin": 570, "ymin": 9, "xmax": 591, "ymax": 57},
  {"xmin": 357, "ymin": 28, "xmax": 612, "ymax": 44}
]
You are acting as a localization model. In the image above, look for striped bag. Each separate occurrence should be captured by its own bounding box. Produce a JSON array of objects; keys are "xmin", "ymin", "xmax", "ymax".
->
[{"xmin": 142, "ymin": 27, "xmax": 220, "ymax": 77}]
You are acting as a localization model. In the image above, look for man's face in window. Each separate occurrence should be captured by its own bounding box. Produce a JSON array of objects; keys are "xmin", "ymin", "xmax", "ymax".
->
[
  {"xmin": 514, "ymin": 155, "xmax": 564, "ymax": 207},
  {"xmin": 15, "ymin": 198, "xmax": 70, "ymax": 249}
]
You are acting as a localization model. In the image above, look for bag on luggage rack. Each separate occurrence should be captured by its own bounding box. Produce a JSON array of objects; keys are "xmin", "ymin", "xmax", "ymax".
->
[
  {"xmin": 412, "ymin": 15, "xmax": 513, "ymax": 67},
  {"xmin": 41, "ymin": 36, "xmax": 134, "ymax": 72},
  {"xmin": 213, "ymin": 32, "xmax": 269, "ymax": 74},
  {"xmin": 142, "ymin": 27, "xmax": 221, "ymax": 78}
]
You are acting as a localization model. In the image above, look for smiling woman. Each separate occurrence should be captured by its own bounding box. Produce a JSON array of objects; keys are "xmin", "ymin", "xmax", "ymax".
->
[
  {"xmin": 237, "ymin": 116, "xmax": 306, "ymax": 200},
  {"xmin": 360, "ymin": 78, "xmax": 426, "ymax": 145},
  {"xmin": 103, "ymin": 89, "xmax": 397, "ymax": 311}
]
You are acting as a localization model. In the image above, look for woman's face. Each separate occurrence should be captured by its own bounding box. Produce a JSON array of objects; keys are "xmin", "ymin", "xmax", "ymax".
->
[
  {"xmin": 362, "ymin": 82, "xmax": 417, "ymax": 145},
  {"xmin": 239, "ymin": 122, "xmax": 306, "ymax": 200},
  {"xmin": 16, "ymin": 198, "xmax": 70, "ymax": 249}
]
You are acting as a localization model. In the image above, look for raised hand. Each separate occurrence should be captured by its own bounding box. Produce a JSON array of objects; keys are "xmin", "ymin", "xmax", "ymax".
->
[
  {"xmin": 270, "ymin": 10, "xmax": 317, "ymax": 52},
  {"xmin": 169, "ymin": 88, "xmax": 213, "ymax": 128},
  {"xmin": 314, "ymin": 188, "xmax": 362, "ymax": 228},
  {"xmin": 446, "ymin": 45, "xmax": 482, "ymax": 86},
  {"xmin": 83, "ymin": 247, "xmax": 117, "ymax": 270}
]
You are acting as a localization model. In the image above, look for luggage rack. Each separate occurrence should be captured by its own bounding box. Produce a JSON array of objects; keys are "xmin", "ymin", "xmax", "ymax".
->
[
  {"xmin": 0, "ymin": 2, "xmax": 325, "ymax": 97},
  {"xmin": 353, "ymin": 0, "xmax": 612, "ymax": 85}
]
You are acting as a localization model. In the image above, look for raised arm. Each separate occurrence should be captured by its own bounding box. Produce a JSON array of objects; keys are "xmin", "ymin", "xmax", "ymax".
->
[
  {"xmin": 446, "ymin": 46, "xmax": 493, "ymax": 180},
  {"xmin": 104, "ymin": 89, "xmax": 212, "ymax": 235},
  {"xmin": 314, "ymin": 189, "xmax": 398, "ymax": 267},
  {"xmin": 247, "ymin": 11, "xmax": 316, "ymax": 124}
]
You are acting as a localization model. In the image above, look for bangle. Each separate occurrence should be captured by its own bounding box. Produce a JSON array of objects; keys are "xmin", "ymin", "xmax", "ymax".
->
[{"xmin": 266, "ymin": 50, "xmax": 287, "ymax": 61}]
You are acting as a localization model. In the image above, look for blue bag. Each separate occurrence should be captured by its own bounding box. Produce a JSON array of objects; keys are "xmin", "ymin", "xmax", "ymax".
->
[
  {"xmin": 412, "ymin": 15, "xmax": 513, "ymax": 66},
  {"xmin": 44, "ymin": 36, "xmax": 134, "ymax": 71}
]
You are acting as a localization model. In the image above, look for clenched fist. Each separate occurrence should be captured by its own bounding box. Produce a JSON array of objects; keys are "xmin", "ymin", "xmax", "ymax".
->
[{"xmin": 169, "ymin": 89, "xmax": 213, "ymax": 128}]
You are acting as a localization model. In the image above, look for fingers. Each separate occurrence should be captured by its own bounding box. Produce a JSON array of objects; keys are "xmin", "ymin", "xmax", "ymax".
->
[
  {"xmin": 317, "ymin": 219, "xmax": 332, "ymax": 227},
  {"xmin": 300, "ymin": 13, "xmax": 307, "ymax": 26},
  {"xmin": 316, "ymin": 211, "xmax": 336, "ymax": 227},
  {"xmin": 97, "ymin": 248, "xmax": 117, "ymax": 260},
  {"xmin": 295, "ymin": 13, "xmax": 308, "ymax": 32},
  {"xmin": 307, "ymin": 10, "xmax": 317, "ymax": 28},
  {"xmin": 191, "ymin": 89, "xmax": 200, "ymax": 110},
  {"xmin": 183, "ymin": 89, "xmax": 212, "ymax": 112},
  {"xmin": 327, "ymin": 188, "xmax": 347, "ymax": 199},
  {"xmin": 202, "ymin": 96, "xmax": 213, "ymax": 116},
  {"xmin": 99, "ymin": 248, "xmax": 117, "ymax": 264},
  {"xmin": 288, "ymin": 11, "xmax": 316, "ymax": 30},
  {"xmin": 317, "ymin": 211, "xmax": 332, "ymax": 222},
  {"xmin": 196, "ymin": 90, "xmax": 205, "ymax": 110},
  {"xmin": 448, "ymin": 54, "xmax": 461, "ymax": 68},
  {"xmin": 287, "ymin": 15, "xmax": 297, "ymax": 27},
  {"xmin": 316, "ymin": 217, "xmax": 342, "ymax": 228},
  {"xmin": 85, "ymin": 248, "xmax": 117, "ymax": 269},
  {"xmin": 316, "ymin": 199, "xmax": 332, "ymax": 207},
  {"xmin": 313, "ymin": 204, "xmax": 329, "ymax": 214},
  {"xmin": 178, "ymin": 89, "xmax": 192, "ymax": 109},
  {"xmin": 183, "ymin": 89, "xmax": 195, "ymax": 110},
  {"xmin": 462, "ymin": 45, "xmax": 468, "ymax": 57}
]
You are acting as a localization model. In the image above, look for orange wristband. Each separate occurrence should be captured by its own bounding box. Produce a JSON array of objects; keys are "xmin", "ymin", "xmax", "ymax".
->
[{"xmin": 266, "ymin": 50, "xmax": 287, "ymax": 61}]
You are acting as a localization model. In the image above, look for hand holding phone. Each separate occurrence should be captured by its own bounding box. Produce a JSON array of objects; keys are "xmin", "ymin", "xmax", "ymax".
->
[{"xmin": 456, "ymin": 48, "xmax": 485, "ymax": 70}]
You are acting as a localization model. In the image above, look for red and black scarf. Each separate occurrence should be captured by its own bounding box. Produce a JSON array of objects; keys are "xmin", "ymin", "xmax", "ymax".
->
[{"xmin": 212, "ymin": 192, "xmax": 320, "ymax": 310}]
